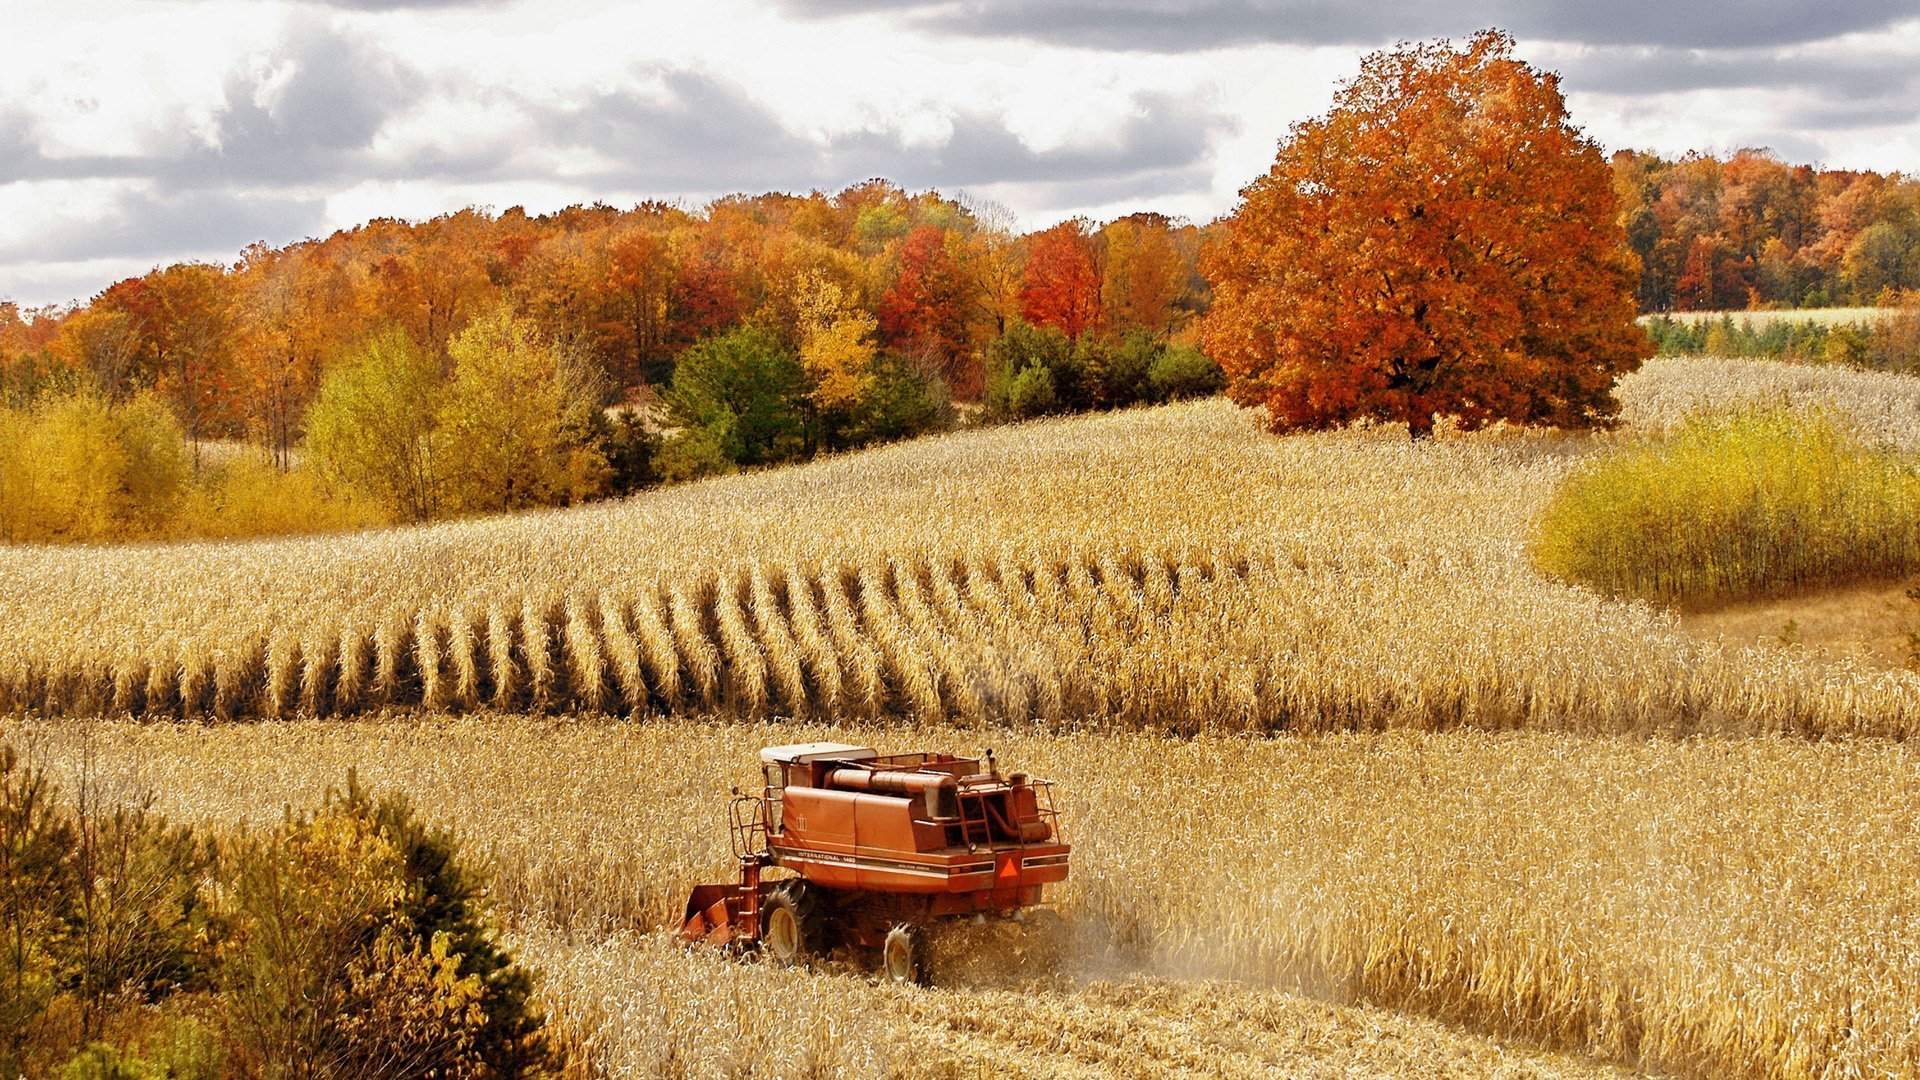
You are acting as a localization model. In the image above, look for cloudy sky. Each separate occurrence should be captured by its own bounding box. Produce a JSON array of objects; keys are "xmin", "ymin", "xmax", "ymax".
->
[{"xmin": 4, "ymin": 0, "xmax": 1919, "ymax": 309}]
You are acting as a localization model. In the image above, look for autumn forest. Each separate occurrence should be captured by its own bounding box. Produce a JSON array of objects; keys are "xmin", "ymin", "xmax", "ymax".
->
[{"xmin": 2, "ymin": 147, "xmax": 1918, "ymax": 544}]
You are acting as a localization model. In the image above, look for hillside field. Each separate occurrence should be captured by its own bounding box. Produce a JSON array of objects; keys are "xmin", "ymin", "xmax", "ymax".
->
[{"xmin": 7, "ymin": 356, "xmax": 1920, "ymax": 1076}]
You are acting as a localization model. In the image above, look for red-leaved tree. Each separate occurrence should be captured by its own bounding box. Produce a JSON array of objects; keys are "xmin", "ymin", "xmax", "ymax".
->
[
  {"xmin": 1201, "ymin": 30, "xmax": 1649, "ymax": 439},
  {"xmin": 1020, "ymin": 220, "xmax": 1101, "ymax": 339}
]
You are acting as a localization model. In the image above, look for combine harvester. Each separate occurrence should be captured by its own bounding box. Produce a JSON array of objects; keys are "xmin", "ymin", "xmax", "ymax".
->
[{"xmin": 680, "ymin": 743, "xmax": 1070, "ymax": 983}]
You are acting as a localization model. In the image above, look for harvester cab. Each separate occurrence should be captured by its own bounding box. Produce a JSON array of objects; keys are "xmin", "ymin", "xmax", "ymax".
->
[{"xmin": 679, "ymin": 743, "xmax": 1070, "ymax": 983}]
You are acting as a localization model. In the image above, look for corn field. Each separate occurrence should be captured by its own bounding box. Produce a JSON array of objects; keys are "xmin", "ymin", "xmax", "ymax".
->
[
  {"xmin": 3, "ymin": 358, "xmax": 1919, "ymax": 737},
  {"xmin": 8, "ymin": 715, "xmax": 1911, "ymax": 1079}
]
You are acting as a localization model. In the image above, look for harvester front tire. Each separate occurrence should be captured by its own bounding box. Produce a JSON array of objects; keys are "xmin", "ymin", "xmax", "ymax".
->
[
  {"xmin": 882, "ymin": 924, "xmax": 929, "ymax": 986},
  {"xmin": 762, "ymin": 881, "xmax": 829, "ymax": 966}
]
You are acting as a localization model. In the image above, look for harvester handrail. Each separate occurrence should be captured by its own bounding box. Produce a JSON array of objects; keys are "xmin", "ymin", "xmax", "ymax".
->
[{"xmin": 729, "ymin": 791, "xmax": 768, "ymax": 861}]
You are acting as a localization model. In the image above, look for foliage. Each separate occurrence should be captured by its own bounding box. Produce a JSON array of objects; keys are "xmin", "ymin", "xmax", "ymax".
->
[
  {"xmin": 664, "ymin": 326, "xmax": 807, "ymax": 468},
  {"xmin": 1532, "ymin": 408, "xmax": 1920, "ymax": 603},
  {"xmin": 306, "ymin": 330, "xmax": 443, "ymax": 522},
  {"xmin": 596, "ymin": 410, "xmax": 660, "ymax": 497},
  {"xmin": 1202, "ymin": 31, "xmax": 1650, "ymax": 438},
  {"xmin": 793, "ymin": 269, "xmax": 878, "ymax": 450},
  {"xmin": 982, "ymin": 320, "xmax": 1081, "ymax": 420},
  {"xmin": 0, "ymin": 391, "xmax": 190, "ymax": 544},
  {"xmin": 1019, "ymin": 220, "xmax": 1102, "ymax": 340},
  {"xmin": 0, "ymin": 744, "xmax": 553, "ymax": 1079},
  {"xmin": 1147, "ymin": 344, "xmax": 1226, "ymax": 402},
  {"xmin": 219, "ymin": 777, "xmax": 551, "ymax": 1078},
  {"xmin": 0, "ymin": 746, "xmax": 76, "ymax": 1077},
  {"xmin": 842, "ymin": 352, "xmax": 954, "ymax": 447},
  {"xmin": 437, "ymin": 308, "xmax": 608, "ymax": 515},
  {"xmin": 1643, "ymin": 304, "xmax": 1920, "ymax": 374},
  {"xmin": 177, "ymin": 453, "xmax": 389, "ymax": 542}
]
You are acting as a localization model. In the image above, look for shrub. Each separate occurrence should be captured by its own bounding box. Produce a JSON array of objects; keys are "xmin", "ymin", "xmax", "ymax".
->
[
  {"xmin": 1531, "ymin": 408, "xmax": 1920, "ymax": 604},
  {"xmin": 175, "ymin": 457, "xmax": 388, "ymax": 541},
  {"xmin": 1148, "ymin": 345, "xmax": 1226, "ymax": 402},
  {"xmin": 0, "ymin": 391, "xmax": 191, "ymax": 544},
  {"xmin": 0, "ymin": 746, "xmax": 76, "ymax": 1078},
  {"xmin": 843, "ymin": 351, "xmax": 953, "ymax": 447},
  {"xmin": 983, "ymin": 321, "xmax": 1083, "ymax": 419},
  {"xmin": 218, "ymin": 777, "xmax": 552, "ymax": 1078},
  {"xmin": 1004, "ymin": 364, "xmax": 1058, "ymax": 419}
]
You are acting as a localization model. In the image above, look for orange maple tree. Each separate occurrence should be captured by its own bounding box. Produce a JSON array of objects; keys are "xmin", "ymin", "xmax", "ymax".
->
[
  {"xmin": 1020, "ymin": 220, "xmax": 1101, "ymax": 339},
  {"xmin": 1201, "ymin": 30, "xmax": 1649, "ymax": 439}
]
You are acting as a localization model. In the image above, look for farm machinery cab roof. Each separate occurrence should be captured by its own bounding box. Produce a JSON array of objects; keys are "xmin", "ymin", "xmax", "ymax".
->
[{"xmin": 680, "ymin": 743, "xmax": 1070, "ymax": 983}]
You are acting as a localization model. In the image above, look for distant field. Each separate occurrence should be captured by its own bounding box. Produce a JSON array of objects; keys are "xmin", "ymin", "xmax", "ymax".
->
[
  {"xmin": 5, "ymin": 358, "xmax": 1920, "ymax": 738},
  {"xmin": 1640, "ymin": 306, "xmax": 1885, "ymax": 328}
]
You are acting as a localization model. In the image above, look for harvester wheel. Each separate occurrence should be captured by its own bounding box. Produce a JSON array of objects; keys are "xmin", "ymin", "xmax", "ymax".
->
[
  {"xmin": 762, "ymin": 880, "xmax": 829, "ymax": 966},
  {"xmin": 881, "ymin": 924, "xmax": 929, "ymax": 985}
]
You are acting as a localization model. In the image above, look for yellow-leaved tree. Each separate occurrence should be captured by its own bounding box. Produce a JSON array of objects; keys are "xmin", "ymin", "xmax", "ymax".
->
[
  {"xmin": 434, "ymin": 307, "xmax": 608, "ymax": 514},
  {"xmin": 794, "ymin": 269, "xmax": 876, "ymax": 426}
]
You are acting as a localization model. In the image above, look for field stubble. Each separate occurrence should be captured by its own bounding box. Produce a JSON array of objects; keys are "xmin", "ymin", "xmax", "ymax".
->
[{"xmin": 5, "ymin": 358, "xmax": 1920, "ymax": 739}]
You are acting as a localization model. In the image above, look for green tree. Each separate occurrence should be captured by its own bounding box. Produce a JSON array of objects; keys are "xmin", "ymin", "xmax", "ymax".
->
[
  {"xmin": 306, "ymin": 330, "xmax": 442, "ymax": 522},
  {"xmin": 0, "ymin": 747, "xmax": 77, "ymax": 1077},
  {"xmin": 983, "ymin": 321, "xmax": 1081, "ymax": 420},
  {"xmin": 663, "ymin": 326, "xmax": 807, "ymax": 469}
]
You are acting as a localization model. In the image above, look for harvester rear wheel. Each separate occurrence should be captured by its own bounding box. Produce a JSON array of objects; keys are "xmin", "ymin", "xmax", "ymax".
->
[
  {"xmin": 762, "ymin": 880, "xmax": 829, "ymax": 966},
  {"xmin": 881, "ymin": 924, "xmax": 929, "ymax": 985}
]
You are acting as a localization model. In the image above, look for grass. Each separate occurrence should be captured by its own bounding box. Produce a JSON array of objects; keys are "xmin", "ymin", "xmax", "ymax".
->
[{"xmin": 1531, "ymin": 408, "xmax": 1920, "ymax": 605}]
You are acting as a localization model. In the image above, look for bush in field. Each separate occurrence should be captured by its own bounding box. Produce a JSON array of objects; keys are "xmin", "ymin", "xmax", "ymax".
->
[
  {"xmin": 0, "ymin": 747, "xmax": 76, "ymax": 1077},
  {"xmin": 842, "ymin": 352, "xmax": 953, "ymax": 447},
  {"xmin": 1532, "ymin": 408, "xmax": 1920, "ymax": 603},
  {"xmin": 0, "ymin": 747, "xmax": 552, "ymax": 1078},
  {"xmin": 177, "ymin": 456, "xmax": 389, "ymax": 540},
  {"xmin": 218, "ymin": 777, "xmax": 551, "ymax": 1078},
  {"xmin": 0, "ymin": 392, "xmax": 190, "ymax": 544},
  {"xmin": 983, "ymin": 321, "xmax": 1082, "ymax": 420}
]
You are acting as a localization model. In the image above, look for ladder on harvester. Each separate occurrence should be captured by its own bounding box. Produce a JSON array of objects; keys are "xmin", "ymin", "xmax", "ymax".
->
[{"xmin": 956, "ymin": 788, "xmax": 994, "ymax": 850}]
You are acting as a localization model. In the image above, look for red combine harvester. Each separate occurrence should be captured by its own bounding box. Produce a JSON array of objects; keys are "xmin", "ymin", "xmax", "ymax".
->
[{"xmin": 679, "ymin": 743, "xmax": 1070, "ymax": 983}]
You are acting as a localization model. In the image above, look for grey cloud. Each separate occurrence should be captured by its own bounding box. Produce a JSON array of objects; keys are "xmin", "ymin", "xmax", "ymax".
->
[
  {"xmin": 0, "ymin": 188, "xmax": 326, "ymax": 264},
  {"xmin": 538, "ymin": 71, "xmax": 822, "ymax": 191},
  {"xmin": 779, "ymin": 0, "xmax": 1920, "ymax": 51},
  {"xmin": 291, "ymin": 0, "xmax": 511, "ymax": 8},
  {"xmin": 178, "ymin": 21, "xmax": 426, "ymax": 185},
  {"xmin": 1558, "ymin": 46, "xmax": 1920, "ymax": 98},
  {"xmin": 1781, "ymin": 97, "xmax": 1920, "ymax": 130},
  {"xmin": 532, "ymin": 71, "xmax": 1229, "ymax": 201},
  {"xmin": 821, "ymin": 91, "xmax": 1224, "ymax": 196},
  {"xmin": 0, "ymin": 21, "xmax": 425, "ymax": 188}
]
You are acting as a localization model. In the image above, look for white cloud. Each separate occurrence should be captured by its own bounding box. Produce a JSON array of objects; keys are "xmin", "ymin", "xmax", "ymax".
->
[{"xmin": 4, "ymin": 0, "xmax": 1920, "ymax": 307}]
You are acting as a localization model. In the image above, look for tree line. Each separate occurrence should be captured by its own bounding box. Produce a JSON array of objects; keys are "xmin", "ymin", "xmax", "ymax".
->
[
  {"xmin": 1614, "ymin": 148, "xmax": 1920, "ymax": 311},
  {"xmin": 0, "ymin": 184, "xmax": 1223, "ymax": 541}
]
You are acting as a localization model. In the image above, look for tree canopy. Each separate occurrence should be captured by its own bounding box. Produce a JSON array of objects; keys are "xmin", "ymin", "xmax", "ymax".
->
[{"xmin": 1201, "ymin": 30, "xmax": 1650, "ymax": 439}]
